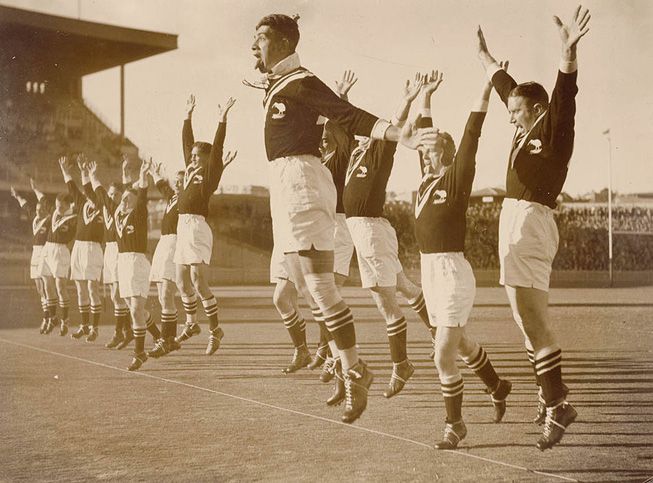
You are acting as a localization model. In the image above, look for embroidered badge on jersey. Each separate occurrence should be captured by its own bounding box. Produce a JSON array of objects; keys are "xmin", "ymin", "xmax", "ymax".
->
[
  {"xmin": 51, "ymin": 212, "xmax": 76, "ymax": 233},
  {"xmin": 115, "ymin": 211, "xmax": 130, "ymax": 238},
  {"xmin": 271, "ymin": 102, "xmax": 286, "ymax": 120},
  {"xmin": 103, "ymin": 206, "xmax": 114, "ymax": 230},
  {"xmin": 82, "ymin": 201, "xmax": 102, "ymax": 226},
  {"xmin": 33, "ymin": 216, "xmax": 49, "ymax": 236},
  {"xmin": 345, "ymin": 146, "xmax": 368, "ymax": 185},
  {"xmin": 528, "ymin": 139, "xmax": 543, "ymax": 154},
  {"xmin": 184, "ymin": 165, "xmax": 204, "ymax": 189}
]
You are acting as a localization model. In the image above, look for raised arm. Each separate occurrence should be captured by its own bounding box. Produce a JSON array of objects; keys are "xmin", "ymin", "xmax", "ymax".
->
[
  {"xmin": 88, "ymin": 160, "xmax": 115, "ymax": 211},
  {"xmin": 476, "ymin": 26, "xmax": 516, "ymax": 107},
  {"xmin": 334, "ymin": 70, "xmax": 358, "ymax": 102},
  {"xmin": 10, "ymin": 185, "xmax": 33, "ymax": 216},
  {"xmin": 136, "ymin": 158, "xmax": 151, "ymax": 213},
  {"xmin": 29, "ymin": 177, "xmax": 45, "ymax": 201},
  {"xmin": 60, "ymin": 156, "xmax": 85, "ymax": 207},
  {"xmin": 150, "ymin": 161, "xmax": 175, "ymax": 201},
  {"xmin": 205, "ymin": 97, "xmax": 235, "ymax": 193},
  {"xmin": 393, "ymin": 73, "xmax": 424, "ymax": 127},
  {"xmin": 182, "ymin": 94, "xmax": 196, "ymax": 166}
]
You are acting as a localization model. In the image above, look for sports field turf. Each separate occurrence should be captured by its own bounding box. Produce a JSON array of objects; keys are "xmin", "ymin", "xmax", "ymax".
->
[{"xmin": 0, "ymin": 286, "xmax": 651, "ymax": 482}]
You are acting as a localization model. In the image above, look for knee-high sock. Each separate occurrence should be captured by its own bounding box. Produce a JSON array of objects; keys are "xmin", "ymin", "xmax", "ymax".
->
[
  {"xmin": 161, "ymin": 310, "xmax": 178, "ymax": 339},
  {"xmin": 114, "ymin": 306, "xmax": 128, "ymax": 332},
  {"xmin": 323, "ymin": 306, "xmax": 358, "ymax": 370},
  {"xmin": 312, "ymin": 308, "xmax": 332, "ymax": 346},
  {"xmin": 46, "ymin": 298, "xmax": 58, "ymax": 320},
  {"xmin": 281, "ymin": 310, "xmax": 307, "ymax": 348},
  {"xmin": 145, "ymin": 313, "xmax": 160, "ymax": 339},
  {"xmin": 408, "ymin": 292, "xmax": 431, "ymax": 329},
  {"xmin": 440, "ymin": 373, "xmax": 464, "ymax": 423},
  {"xmin": 40, "ymin": 298, "xmax": 48, "ymax": 322},
  {"xmin": 201, "ymin": 295, "xmax": 219, "ymax": 331},
  {"xmin": 79, "ymin": 303, "xmax": 90, "ymax": 326},
  {"xmin": 526, "ymin": 346, "xmax": 541, "ymax": 387},
  {"xmin": 133, "ymin": 327, "xmax": 146, "ymax": 354},
  {"xmin": 461, "ymin": 343, "xmax": 500, "ymax": 392},
  {"xmin": 386, "ymin": 316, "xmax": 408, "ymax": 363},
  {"xmin": 58, "ymin": 298, "xmax": 70, "ymax": 321},
  {"xmin": 181, "ymin": 294, "xmax": 198, "ymax": 325},
  {"xmin": 90, "ymin": 303, "xmax": 102, "ymax": 328},
  {"xmin": 534, "ymin": 346, "xmax": 566, "ymax": 405}
]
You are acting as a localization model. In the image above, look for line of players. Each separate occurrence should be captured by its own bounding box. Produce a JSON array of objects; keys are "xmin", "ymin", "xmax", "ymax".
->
[{"xmin": 11, "ymin": 5, "xmax": 590, "ymax": 451}]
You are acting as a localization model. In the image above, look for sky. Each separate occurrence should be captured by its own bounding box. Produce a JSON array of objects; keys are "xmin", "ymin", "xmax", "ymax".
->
[{"xmin": 4, "ymin": 0, "xmax": 653, "ymax": 196}]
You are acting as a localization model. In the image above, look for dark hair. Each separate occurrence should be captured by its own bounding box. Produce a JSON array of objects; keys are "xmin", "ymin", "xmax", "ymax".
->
[
  {"xmin": 176, "ymin": 170, "xmax": 185, "ymax": 177},
  {"xmin": 109, "ymin": 182, "xmax": 124, "ymax": 193},
  {"xmin": 37, "ymin": 198, "xmax": 52, "ymax": 213},
  {"xmin": 509, "ymin": 82, "xmax": 549, "ymax": 108},
  {"xmin": 192, "ymin": 141, "xmax": 212, "ymax": 155},
  {"xmin": 256, "ymin": 14, "xmax": 300, "ymax": 51},
  {"xmin": 124, "ymin": 187, "xmax": 138, "ymax": 197},
  {"xmin": 439, "ymin": 132, "xmax": 456, "ymax": 167},
  {"xmin": 56, "ymin": 193, "xmax": 72, "ymax": 205}
]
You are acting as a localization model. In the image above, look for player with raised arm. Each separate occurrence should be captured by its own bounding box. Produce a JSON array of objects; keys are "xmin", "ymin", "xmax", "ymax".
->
[
  {"xmin": 91, "ymin": 158, "xmax": 155, "ymax": 370},
  {"xmin": 339, "ymin": 72, "xmax": 436, "ymax": 400},
  {"xmin": 411, "ymin": 69, "xmax": 512, "ymax": 449},
  {"xmin": 10, "ymin": 181, "xmax": 52, "ymax": 333},
  {"xmin": 174, "ymin": 94, "xmax": 237, "ymax": 356},
  {"xmin": 251, "ymin": 14, "xmax": 437, "ymax": 423},
  {"xmin": 146, "ymin": 161, "xmax": 184, "ymax": 358},
  {"xmin": 59, "ymin": 155, "xmax": 105, "ymax": 342},
  {"xmin": 476, "ymin": 5, "xmax": 590, "ymax": 450}
]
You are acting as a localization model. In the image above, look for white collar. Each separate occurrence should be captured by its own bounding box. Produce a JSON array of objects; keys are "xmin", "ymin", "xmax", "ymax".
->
[{"xmin": 269, "ymin": 53, "xmax": 301, "ymax": 78}]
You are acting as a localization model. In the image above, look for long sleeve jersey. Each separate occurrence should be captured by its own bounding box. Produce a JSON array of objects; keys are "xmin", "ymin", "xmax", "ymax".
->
[
  {"xmin": 17, "ymin": 196, "xmax": 50, "ymax": 246},
  {"xmin": 155, "ymin": 179, "xmax": 179, "ymax": 236},
  {"xmin": 66, "ymin": 180, "xmax": 104, "ymax": 243},
  {"xmin": 322, "ymin": 120, "xmax": 356, "ymax": 214}
]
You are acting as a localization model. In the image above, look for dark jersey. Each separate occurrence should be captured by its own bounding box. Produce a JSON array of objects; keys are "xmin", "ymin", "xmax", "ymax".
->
[
  {"xmin": 322, "ymin": 120, "xmax": 356, "ymax": 214},
  {"xmin": 343, "ymin": 139, "xmax": 397, "ymax": 218},
  {"xmin": 113, "ymin": 187, "xmax": 148, "ymax": 254},
  {"xmin": 92, "ymin": 184, "xmax": 122, "ymax": 244},
  {"xmin": 179, "ymin": 120, "xmax": 226, "ymax": 217},
  {"xmin": 263, "ymin": 68, "xmax": 379, "ymax": 161},
  {"xmin": 414, "ymin": 113, "xmax": 485, "ymax": 254},
  {"xmin": 47, "ymin": 211, "xmax": 77, "ymax": 245},
  {"xmin": 155, "ymin": 179, "xmax": 179, "ymax": 236},
  {"xmin": 492, "ymin": 68, "xmax": 578, "ymax": 208},
  {"xmin": 67, "ymin": 180, "xmax": 104, "ymax": 243},
  {"xmin": 18, "ymin": 198, "xmax": 51, "ymax": 246}
]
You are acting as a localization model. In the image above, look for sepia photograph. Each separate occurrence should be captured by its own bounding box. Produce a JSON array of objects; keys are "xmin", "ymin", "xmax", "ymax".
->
[{"xmin": 0, "ymin": 0, "xmax": 651, "ymax": 481}]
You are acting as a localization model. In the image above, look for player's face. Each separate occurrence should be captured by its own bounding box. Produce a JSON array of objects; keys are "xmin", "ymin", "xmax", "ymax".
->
[
  {"xmin": 119, "ymin": 191, "xmax": 137, "ymax": 214},
  {"xmin": 320, "ymin": 130, "xmax": 335, "ymax": 158},
  {"xmin": 36, "ymin": 201, "xmax": 47, "ymax": 218},
  {"xmin": 190, "ymin": 146, "xmax": 208, "ymax": 167},
  {"xmin": 55, "ymin": 199, "xmax": 69, "ymax": 214},
  {"xmin": 507, "ymin": 96, "xmax": 541, "ymax": 132},
  {"xmin": 108, "ymin": 185, "xmax": 123, "ymax": 205},
  {"xmin": 252, "ymin": 26, "xmax": 286, "ymax": 73},
  {"xmin": 173, "ymin": 173, "xmax": 184, "ymax": 194}
]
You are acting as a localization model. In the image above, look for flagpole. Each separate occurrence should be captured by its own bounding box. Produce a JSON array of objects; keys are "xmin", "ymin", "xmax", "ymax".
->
[{"xmin": 603, "ymin": 129, "xmax": 613, "ymax": 287}]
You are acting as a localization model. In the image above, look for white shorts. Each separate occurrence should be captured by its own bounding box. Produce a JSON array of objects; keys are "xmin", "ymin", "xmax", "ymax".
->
[
  {"xmin": 499, "ymin": 199, "xmax": 559, "ymax": 292},
  {"xmin": 118, "ymin": 252, "xmax": 151, "ymax": 299},
  {"xmin": 41, "ymin": 242, "xmax": 70, "ymax": 279},
  {"xmin": 269, "ymin": 154, "xmax": 336, "ymax": 253},
  {"xmin": 150, "ymin": 234, "xmax": 177, "ymax": 283},
  {"xmin": 103, "ymin": 241, "xmax": 119, "ymax": 285},
  {"xmin": 334, "ymin": 213, "xmax": 354, "ymax": 277},
  {"xmin": 346, "ymin": 217, "xmax": 402, "ymax": 288},
  {"xmin": 174, "ymin": 214, "xmax": 213, "ymax": 265},
  {"xmin": 30, "ymin": 245, "xmax": 50, "ymax": 279},
  {"xmin": 270, "ymin": 244, "xmax": 291, "ymax": 284},
  {"xmin": 70, "ymin": 240, "xmax": 103, "ymax": 282},
  {"xmin": 421, "ymin": 252, "xmax": 476, "ymax": 328}
]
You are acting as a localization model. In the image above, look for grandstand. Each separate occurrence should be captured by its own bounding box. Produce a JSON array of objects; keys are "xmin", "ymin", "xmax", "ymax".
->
[{"xmin": 0, "ymin": 5, "xmax": 177, "ymax": 263}]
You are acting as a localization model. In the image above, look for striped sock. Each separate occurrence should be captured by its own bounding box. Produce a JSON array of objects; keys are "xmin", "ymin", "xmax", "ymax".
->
[
  {"xmin": 145, "ymin": 313, "xmax": 161, "ymax": 339},
  {"xmin": 58, "ymin": 299, "xmax": 70, "ymax": 321},
  {"xmin": 47, "ymin": 298, "xmax": 58, "ymax": 320},
  {"xmin": 312, "ymin": 308, "xmax": 332, "ymax": 344},
  {"xmin": 461, "ymin": 344, "xmax": 499, "ymax": 391},
  {"xmin": 408, "ymin": 292, "xmax": 431, "ymax": 329},
  {"xmin": 201, "ymin": 295, "xmax": 219, "ymax": 330},
  {"xmin": 181, "ymin": 294, "xmax": 198, "ymax": 325},
  {"xmin": 282, "ymin": 310, "xmax": 307, "ymax": 348},
  {"xmin": 534, "ymin": 346, "xmax": 565, "ymax": 405},
  {"xmin": 114, "ymin": 306, "xmax": 128, "ymax": 332},
  {"xmin": 323, "ymin": 307, "xmax": 356, "ymax": 351},
  {"xmin": 133, "ymin": 327, "xmax": 146, "ymax": 353},
  {"xmin": 40, "ymin": 298, "xmax": 48, "ymax": 321},
  {"xmin": 90, "ymin": 304, "xmax": 102, "ymax": 328},
  {"xmin": 526, "ymin": 347, "xmax": 540, "ymax": 386},
  {"xmin": 440, "ymin": 374, "xmax": 464, "ymax": 423},
  {"xmin": 161, "ymin": 310, "xmax": 178, "ymax": 339},
  {"xmin": 79, "ymin": 304, "xmax": 90, "ymax": 326},
  {"xmin": 386, "ymin": 316, "xmax": 408, "ymax": 363}
]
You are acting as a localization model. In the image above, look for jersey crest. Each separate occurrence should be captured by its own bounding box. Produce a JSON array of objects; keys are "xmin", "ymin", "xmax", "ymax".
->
[
  {"xmin": 33, "ymin": 216, "xmax": 49, "ymax": 236},
  {"xmin": 82, "ymin": 201, "xmax": 102, "ymax": 225},
  {"xmin": 51, "ymin": 212, "xmax": 76, "ymax": 233},
  {"xmin": 103, "ymin": 206, "xmax": 114, "ymax": 230},
  {"xmin": 271, "ymin": 102, "xmax": 286, "ymax": 119},
  {"xmin": 184, "ymin": 165, "xmax": 204, "ymax": 189}
]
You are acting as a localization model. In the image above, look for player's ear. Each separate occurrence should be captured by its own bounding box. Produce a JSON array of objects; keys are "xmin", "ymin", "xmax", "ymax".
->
[{"xmin": 532, "ymin": 103, "xmax": 545, "ymax": 116}]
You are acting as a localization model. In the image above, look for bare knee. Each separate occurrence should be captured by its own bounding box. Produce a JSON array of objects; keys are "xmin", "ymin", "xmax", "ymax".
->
[{"xmin": 273, "ymin": 281, "xmax": 295, "ymax": 314}]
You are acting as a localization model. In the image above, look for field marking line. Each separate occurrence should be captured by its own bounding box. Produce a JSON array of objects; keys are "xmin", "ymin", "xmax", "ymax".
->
[{"xmin": 0, "ymin": 337, "xmax": 578, "ymax": 483}]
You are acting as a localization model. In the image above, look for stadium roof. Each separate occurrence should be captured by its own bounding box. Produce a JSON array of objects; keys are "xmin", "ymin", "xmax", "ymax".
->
[{"xmin": 0, "ymin": 5, "xmax": 177, "ymax": 76}]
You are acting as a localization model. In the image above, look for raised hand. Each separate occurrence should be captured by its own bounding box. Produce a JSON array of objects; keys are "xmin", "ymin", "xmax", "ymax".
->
[
  {"xmin": 403, "ymin": 73, "xmax": 425, "ymax": 102},
  {"xmin": 476, "ymin": 26, "xmax": 498, "ymax": 69},
  {"xmin": 217, "ymin": 97, "xmax": 236, "ymax": 121},
  {"xmin": 499, "ymin": 60, "xmax": 509, "ymax": 72},
  {"xmin": 87, "ymin": 160, "xmax": 98, "ymax": 176},
  {"xmin": 335, "ymin": 70, "xmax": 358, "ymax": 98},
  {"xmin": 140, "ymin": 157, "xmax": 153, "ymax": 176},
  {"xmin": 421, "ymin": 70, "xmax": 444, "ymax": 95},
  {"xmin": 152, "ymin": 160, "xmax": 165, "ymax": 179},
  {"xmin": 222, "ymin": 150, "xmax": 238, "ymax": 169},
  {"xmin": 399, "ymin": 115, "xmax": 438, "ymax": 151},
  {"xmin": 554, "ymin": 5, "xmax": 591, "ymax": 52},
  {"xmin": 186, "ymin": 94, "xmax": 196, "ymax": 119},
  {"xmin": 76, "ymin": 153, "xmax": 88, "ymax": 173},
  {"xmin": 10, "ymin": 186, "xmax": 18, "ymax": 199},
  {"xmin": 58, "ymin": 155, "xmax": 71, "ymax": 175},
  {"xmin": 29, "ymin": 177, "xmax": 37, "ymax": 192}
]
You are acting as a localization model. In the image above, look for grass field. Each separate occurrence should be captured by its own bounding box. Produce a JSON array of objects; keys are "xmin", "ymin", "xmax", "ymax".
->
[{"xmin": 0, "ymin": 286, "xmax": 652, "ymax": 482}]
